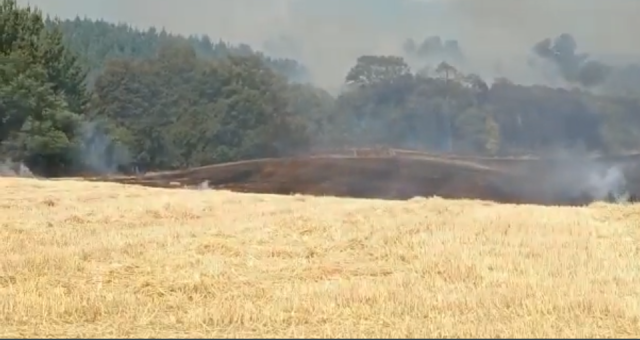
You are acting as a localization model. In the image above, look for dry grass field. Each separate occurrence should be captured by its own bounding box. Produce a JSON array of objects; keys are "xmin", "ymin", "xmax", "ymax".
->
[{"xmin": 2, "ymin": 177, "xmax": 640, "ymax": 337}]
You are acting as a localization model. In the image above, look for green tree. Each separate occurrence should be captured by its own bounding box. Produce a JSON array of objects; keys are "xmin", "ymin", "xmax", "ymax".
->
[
  {"xmin": 0, "ymin": 0, "xmax": 87, "ymax": 176},
  {"xmin": 91, "ymin": 42, "xmax": 309, "ymax": 170},
  {"xmin": 7, "ymin": 6, "xmax": 640, "ymax": 175},
  {"xmin": 345, "ymin": 55, "xmax": 411, "ymax": 86}
]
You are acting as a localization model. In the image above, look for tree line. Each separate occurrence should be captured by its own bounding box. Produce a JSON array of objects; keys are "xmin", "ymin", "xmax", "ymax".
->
[{"xmin": 2, "ymin": 0, "xmax": 640, "ymax": 176}]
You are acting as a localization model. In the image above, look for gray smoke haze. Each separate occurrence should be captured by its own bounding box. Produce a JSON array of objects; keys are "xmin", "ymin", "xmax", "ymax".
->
[
  {"xmin": 530, "ymin": 33, "xmax": 624, "ymax": 90},
  {"xmin": 533, "ymin": 148, "xmax": 632, "ymax": 204},
  {"xmin": 552, "ymin": 161, "xmax": 631, "ymax": 204},
  {"xmin": 77, "ymin": 120, "xmax": 131, "ymax": 175},
  {"xmin": 14, "ymin": 0, "xmax": 640, "ymax": 202},
  {"xmin": 17, "ymin": 0, "xmax": 640, "ymax": 90},
  {"xmin": 0, "ymin": 159, "xmax": 35, "ymax": 177},
  {"xmin": 588, "ymin": 166, "xmax": 629, "ymax": 203}
]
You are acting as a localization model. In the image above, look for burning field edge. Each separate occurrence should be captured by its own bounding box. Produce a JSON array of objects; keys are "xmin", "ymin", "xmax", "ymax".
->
[{"xmin": 77, "ymin": 148, "xmax": 640, "ymax": 207}]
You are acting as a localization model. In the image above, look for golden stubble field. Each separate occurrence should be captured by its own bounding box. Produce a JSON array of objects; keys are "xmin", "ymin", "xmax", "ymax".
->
[{"xmin": 1, "ymin": 178, "xmax": 640, "ymax": 337}]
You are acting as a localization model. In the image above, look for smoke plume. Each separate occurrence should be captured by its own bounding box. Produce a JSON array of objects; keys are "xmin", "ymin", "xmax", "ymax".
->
[
  {"xmin": 530, "ymin": 33, "xmax": 612, "ymax": 88},
  {"xmin": 0, "ymin": 159, "xmax": 35, "ymax": 177},
  {"xmin": 77, "ymin": 120, "xmax": 131, "ymax": 175}
]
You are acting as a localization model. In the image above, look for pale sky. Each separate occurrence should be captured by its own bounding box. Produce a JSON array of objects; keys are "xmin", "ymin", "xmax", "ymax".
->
[{"xmin": 18, "ymin": 0, "xmax": 640, "ymax": 88}]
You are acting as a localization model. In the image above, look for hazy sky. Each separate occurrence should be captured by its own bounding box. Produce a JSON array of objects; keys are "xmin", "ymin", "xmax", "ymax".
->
[{"xmin": 17, "ymin": 0, "xmax": 640, "ymax": 88}]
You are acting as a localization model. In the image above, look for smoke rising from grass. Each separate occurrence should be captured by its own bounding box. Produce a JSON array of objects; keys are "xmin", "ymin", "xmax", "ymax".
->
[
  {"xmin": 77, "ymin": 120, "xmax": 131, "ymax": 175},
  {"xmin": 0, "ymin": 159, "xmax": 35, "ymax": 177}
]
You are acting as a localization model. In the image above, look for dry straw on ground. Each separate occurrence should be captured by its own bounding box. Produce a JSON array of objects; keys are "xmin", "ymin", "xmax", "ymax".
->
[{"xmin": 1, "ymin": 177, "xmax": 640, "ymax": 337}]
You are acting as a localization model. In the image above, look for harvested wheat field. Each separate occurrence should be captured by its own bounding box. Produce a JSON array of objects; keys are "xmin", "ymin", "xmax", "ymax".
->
[{"xmin": 2, "ymin": 177, "xmax": 640, "ymax": 337}]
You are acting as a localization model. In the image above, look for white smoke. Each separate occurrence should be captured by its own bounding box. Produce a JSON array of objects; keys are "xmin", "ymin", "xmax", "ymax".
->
[
  {"xmin": 0, "ymin": 159, "xmax": 35, "ymax": 177},
  {"xmin": 586, "ymin": 165, "xmax": 630, "ymax": 203}
]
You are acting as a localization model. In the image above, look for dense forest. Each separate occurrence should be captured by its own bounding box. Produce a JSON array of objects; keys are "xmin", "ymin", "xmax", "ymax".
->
[{"xmin": 2, "ymin": 0, "xmax": 640, "ymax": 176}]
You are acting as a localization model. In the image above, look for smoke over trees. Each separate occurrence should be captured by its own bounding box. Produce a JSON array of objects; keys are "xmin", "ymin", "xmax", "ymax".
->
[
  {"xmin": 403, "ymin": 36, "xmax": 465, "ymax": 71},
  {"xmin": 530, "ymin": 33, "xmax": 640, "ymax": 96},
  {"xmin": 531, "ymin": 33, "xmax": 612, "ymax": 88},
  {"xmin": 3, "ymin": 0, "xmax": 640, "ymax": 177}
]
